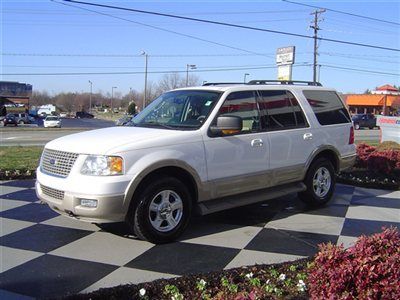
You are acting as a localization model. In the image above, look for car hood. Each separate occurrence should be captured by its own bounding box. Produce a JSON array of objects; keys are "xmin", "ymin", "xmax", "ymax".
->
[{"xmin": 45, "ymin": 126, "xmax": 200, "ymax": 155}]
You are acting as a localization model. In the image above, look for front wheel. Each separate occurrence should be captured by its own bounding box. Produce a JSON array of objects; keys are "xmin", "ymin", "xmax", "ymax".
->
[
  {"xmin": 126, "ymin": 177, "xmax": 192, "ymax": 243},
  {"xmin": 354, "ymin": 123, "xmax": 360, "ymax": 130},
  {"xmin": 299, "ymin": 158, "xmax": 335, "ymax": 206}
]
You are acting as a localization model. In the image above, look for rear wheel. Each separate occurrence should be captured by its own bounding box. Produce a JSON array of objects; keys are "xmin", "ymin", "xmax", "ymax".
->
[
  {"xmin": 126, "ymin": 177, "xmax": 192, "ymax": 243},
  {"xmin": 299, "ymin": 158, "xmax": 335, "ymax": 206}
]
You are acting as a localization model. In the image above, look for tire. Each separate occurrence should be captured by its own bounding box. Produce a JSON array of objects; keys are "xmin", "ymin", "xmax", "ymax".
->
[
  {"xmin": 354, "ymin": 123, "xmax": 360, "ymax": 130},
  {"xmin": 369, "ymin": 126, "xmax": 374, "ymax": 130},
  {"xmin": 299, "ymin": 158, "xmax": 335, "ymax": 207},
  {"xmin": 126, "ymin": 177, "xmax": 192, "ymax": 243}
]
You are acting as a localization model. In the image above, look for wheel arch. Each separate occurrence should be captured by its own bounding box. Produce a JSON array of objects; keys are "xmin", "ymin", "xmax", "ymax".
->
[
  {"xmin": 124, "ymin": 161, "xmax": 202, "ymax": 215},
  {"xmin": 305, "ymin": 146, "xmax": 340, "ymax": 175}
]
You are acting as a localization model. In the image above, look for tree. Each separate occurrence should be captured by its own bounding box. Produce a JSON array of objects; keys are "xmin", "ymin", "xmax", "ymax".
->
[
  {"xmin": 30, "ymin": 90, "xmax": 52, "ymax": 106},
  {"xmin": 363, "ymin": 89, "xmax": 371, "ymax": 94},
  {"xmin": 127, "ymin": 102, "xmax": 136, "ymax": 115}
]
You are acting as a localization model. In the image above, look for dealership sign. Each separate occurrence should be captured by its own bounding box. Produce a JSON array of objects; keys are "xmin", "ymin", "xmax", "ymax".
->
[
  {"xmin": 276, "ymin": 46, "xmax": 295, "ymax": 81},
  {"xmin": 377, "ymin": 116, "xmax": 400, "ymax": 143}
]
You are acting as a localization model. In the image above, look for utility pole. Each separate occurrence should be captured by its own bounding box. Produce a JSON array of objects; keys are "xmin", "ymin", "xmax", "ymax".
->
[
  {"xmin": 310, "ymin": 9, "xmax": 325, "ymax": 83},
  {"xmin": 141, "ymin": 51, "xmax": 148, "ymax": 110},
  {"xmin": 88, "ymin": 80, "xmax": 92, "ymax": 113},
  {"xmin": 186, "ymin": 64, "xmax": 197, "ymax": 87},
  {"xmin": 111, "ymin": 86, "xmax": 117, "ymax": 113}
]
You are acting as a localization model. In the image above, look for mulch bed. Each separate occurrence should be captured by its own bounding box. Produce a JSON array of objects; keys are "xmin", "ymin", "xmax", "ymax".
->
[
  {"xmin": 60, "ymin": 259, "xmax": 311, "ymax": 300},
  {"xmin": 337, "ymin": 169, "xmax": 400, "ymax": 190},
  {"xmin": 0, "ymin": 169, "xmax": 36, "ymax": 181}
]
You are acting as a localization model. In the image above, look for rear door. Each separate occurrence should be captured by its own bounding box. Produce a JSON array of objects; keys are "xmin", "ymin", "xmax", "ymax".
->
[{"xmin": 258, "ymin": 89, "xmax": 314, "ymax": 185}]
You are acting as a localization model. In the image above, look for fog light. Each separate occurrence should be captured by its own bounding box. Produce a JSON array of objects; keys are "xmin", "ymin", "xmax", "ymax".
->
[{"xmin": 80, "ymin": 199, "xmax": 98, "ymax": 208}]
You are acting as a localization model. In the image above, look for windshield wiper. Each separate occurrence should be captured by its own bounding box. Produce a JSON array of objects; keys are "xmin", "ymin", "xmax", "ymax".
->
[{"xmin": 137, "ymin": 121, "xmax": 176, "ymax": 130}]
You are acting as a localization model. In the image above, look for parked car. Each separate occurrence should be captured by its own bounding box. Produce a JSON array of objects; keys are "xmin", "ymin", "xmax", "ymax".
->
[
  {"xmin": 43, "ymin": 116, "xmax": 61, "ymax": 128},
  {"xmin": 3, "ymin": 114, "xmax": 18, "ymax": 126},
  {"xmin": 7, "ymin": 113, "xmax": 31, "ymax": 124},
  {"xmin": 36, "ymin": 80, "xmax": 356, "ymax": 243},
  {"xmin": 115, "ymin": 115, "xmax": 133, "ymax": 126},
  {"xmin": 351, "ymin": 113, "xmax": 377, "ymax": 130},
  {"xmin": 76, "ymin": 111, "xmax": 94, "ymax": 119}
]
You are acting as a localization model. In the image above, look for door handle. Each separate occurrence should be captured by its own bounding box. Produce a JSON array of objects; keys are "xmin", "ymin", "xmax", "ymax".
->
[
  {"xmin": 251, "ymin": 139, "xmax": 264, "ymax": 147},
  {"xmin": 303, "ymin": 133, "xmax": 313, "ymax": 140}
]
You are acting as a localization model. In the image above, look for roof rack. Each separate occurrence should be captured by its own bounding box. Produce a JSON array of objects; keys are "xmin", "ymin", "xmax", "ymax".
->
[
  {"xmin": 202, "ymin": 82, "xmax": 244, "ymax": 86},
  {"xmin": 247, "ymin": 80, "xmax": 322, "ymax": 86}
]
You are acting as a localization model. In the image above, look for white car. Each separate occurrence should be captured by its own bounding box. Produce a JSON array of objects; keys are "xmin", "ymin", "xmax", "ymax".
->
[
  {"xmin": 43, "ymin": 116, "xmax": 61, "ymax": 128},
  {"xmin": 36, "ymin": 80, "xmax": 356, "ymax": 243}
]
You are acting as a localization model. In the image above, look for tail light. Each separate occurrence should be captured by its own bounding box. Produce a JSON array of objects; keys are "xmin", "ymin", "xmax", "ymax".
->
[{"xmin": 349, "ymin": 126, "xmax": 354, "ymax": 144}]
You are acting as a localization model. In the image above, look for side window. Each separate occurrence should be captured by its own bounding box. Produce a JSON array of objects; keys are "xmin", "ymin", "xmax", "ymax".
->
[
  {"xmin": 218, "ymin": 91, "xmax": 259, "ymax": 134},
  {"xmin": 303, "ymin": 90, "xmax": 351, "ymax": 125},
  {"xmin": 287, "ymin": 91, "xmax": 307, "ymax": 127},
  {"xmin": 258, "ymin": 90, "xmax": 298, "ymax": 131}
]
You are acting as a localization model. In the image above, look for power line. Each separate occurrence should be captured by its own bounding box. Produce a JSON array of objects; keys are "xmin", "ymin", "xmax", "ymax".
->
[
  {"xmin": 59, "ymin": 0, "xmax": 400, "ymax": 52},
  {"xmin": 282, "ymin": 0, "xmax": 400, "ymax": 26},
  {"xmin": 321, "ymin": 64, "xmax": 399, "ymax": 76},
  {"xmin": 54, "ymin": 0, "xmax": 272, "ymax": 58},
  {"xmin": 1, "ymin": 52, "xmax": 284, "ymax": 57},
  {"xmin": 0, "ymin": 63, "xmax": 312, "ymax": 76}
]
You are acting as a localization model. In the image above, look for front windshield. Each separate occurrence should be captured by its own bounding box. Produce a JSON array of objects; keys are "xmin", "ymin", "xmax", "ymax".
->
[{"xmin": 131, "ymin": 90, "xmax": 222, "ymax": 130}]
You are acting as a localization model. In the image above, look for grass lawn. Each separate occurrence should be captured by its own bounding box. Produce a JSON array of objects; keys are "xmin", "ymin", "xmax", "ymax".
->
[
  {"xmin": 0, "ymin": 146, "xmax": 43, "ymax": 170},
  {"xmin": 355, "ymin": 140, "xmax": 380, "ymax": 146}
]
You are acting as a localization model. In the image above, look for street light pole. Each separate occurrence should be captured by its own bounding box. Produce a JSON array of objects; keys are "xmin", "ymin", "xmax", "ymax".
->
[
  {"xmin": 111, "ymin": 86, "xmax": 117, "ymax": 113},
  {"xmin": 186, "ymin": 64, "xmax": 197, "ymax": 87},
  {"xmin": 88, "ymin": 80, "xmax": 92, "ymax": 113},
  {"xmin": 243, "ymin": 73, "xmax": 250, "ymax": 83},
  {"xmin": 141, "ymin": 51, "xmax": 148, "ymax": 110}
]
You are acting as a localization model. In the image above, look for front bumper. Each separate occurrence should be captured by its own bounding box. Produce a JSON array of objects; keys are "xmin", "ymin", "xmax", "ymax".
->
[{"xmin": 36, "ymin": 167, "xmax": 132, "ymax": 223}]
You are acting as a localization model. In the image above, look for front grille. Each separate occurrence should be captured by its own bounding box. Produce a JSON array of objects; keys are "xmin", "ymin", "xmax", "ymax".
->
[
  {"xmin": 41, "ymin": 184, "xmax": 64, "ymax": 200},
  {"xmin": 41, "ymin": 148, "xmax": 79, "ymax": 177}
]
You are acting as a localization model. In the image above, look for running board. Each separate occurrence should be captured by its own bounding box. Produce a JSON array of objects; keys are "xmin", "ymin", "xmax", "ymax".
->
[{"xmin": 196, "ymin": 182, "xmax": 306, "ymax": 215}]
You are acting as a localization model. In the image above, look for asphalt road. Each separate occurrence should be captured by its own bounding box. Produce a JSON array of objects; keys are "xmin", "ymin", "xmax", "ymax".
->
[
  {"xmin": 1, "ymin": 118, "xmax": 115, "ymax": 146},
  {"xmin": 0, "ymin": 121, "xmax": 380, "ymax": 146}
]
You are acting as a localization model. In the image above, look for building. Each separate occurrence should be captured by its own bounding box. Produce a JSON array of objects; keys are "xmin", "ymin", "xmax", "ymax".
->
[
  {"xmin": 344, "ymin": 84, "xmax": 400, "ymax": 115},
  {"xmin": 0, "ymin": 81, "xmax": 33, "ymax": 108}
]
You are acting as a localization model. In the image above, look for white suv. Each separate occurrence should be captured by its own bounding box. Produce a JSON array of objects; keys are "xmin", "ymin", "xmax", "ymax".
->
[{"xmin": 36, "ymin": 80, "xmax": 356, "ymax": 243}]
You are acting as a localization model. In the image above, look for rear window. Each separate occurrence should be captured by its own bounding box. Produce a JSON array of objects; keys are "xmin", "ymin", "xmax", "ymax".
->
[{"xmin": 303, "ymin": 90, "xmax": 351, "ymax": 125}]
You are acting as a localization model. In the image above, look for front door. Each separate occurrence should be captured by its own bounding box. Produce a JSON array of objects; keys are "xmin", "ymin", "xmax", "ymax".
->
[{"xmin": 204, "ymin": 91, "xmax": 270, "ymax": 198}]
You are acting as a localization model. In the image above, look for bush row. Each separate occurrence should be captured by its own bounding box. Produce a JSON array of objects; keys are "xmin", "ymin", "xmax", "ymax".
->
[
  {"xmin": 355, "ymin": 142, "xmax": 400, "ymax": 174},
  {"xmin": 308, "ymin": 227, "xmax": 400, "ymax": 299}
]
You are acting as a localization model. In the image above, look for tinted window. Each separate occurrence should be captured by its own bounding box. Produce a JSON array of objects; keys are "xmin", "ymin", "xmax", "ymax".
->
[
  {"xmin": 303, "ymin": 90, "xmax": 351, "ymax": 125},
  {"xmin": 218, "ymin": 91, "xmax": 259, "ymax": 134},
  {"xmin": 258, "ymin": 90, "xmax": 303, "ymax": 130},
  {"xmin": 287, "ymin": 92, "xmax": 307, "ymax": 127}
]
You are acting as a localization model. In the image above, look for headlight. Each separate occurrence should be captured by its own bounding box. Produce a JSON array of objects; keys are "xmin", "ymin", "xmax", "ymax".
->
[{"xmin": 81, "ymin": 155, "xmax": 124, "ymax": 176}]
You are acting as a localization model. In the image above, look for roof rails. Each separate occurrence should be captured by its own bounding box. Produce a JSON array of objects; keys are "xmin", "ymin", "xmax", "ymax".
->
[
  {"xmin": 202, "ymin": 82, "xmax": 244, "ymax": 86},
  {"xmin": 247, "ymin": 80, "xmax": 322, "ymax": 86}
]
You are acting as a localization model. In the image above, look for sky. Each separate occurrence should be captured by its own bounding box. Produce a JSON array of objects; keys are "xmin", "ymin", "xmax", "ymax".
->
[{"xmin": 1, "ymin": 0, "xmax": 400, "ymax": 97}]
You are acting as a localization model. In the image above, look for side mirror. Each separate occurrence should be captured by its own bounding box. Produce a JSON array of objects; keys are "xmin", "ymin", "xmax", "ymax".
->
[{"xmin": 209, "ymin": 115, "xmax": 242, "ymax": 136}]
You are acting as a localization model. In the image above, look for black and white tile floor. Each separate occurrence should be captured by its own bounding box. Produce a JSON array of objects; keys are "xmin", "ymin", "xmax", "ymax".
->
[{"xmin": 0, "ymin": 180, "xmax": 399, "ymax": 299}]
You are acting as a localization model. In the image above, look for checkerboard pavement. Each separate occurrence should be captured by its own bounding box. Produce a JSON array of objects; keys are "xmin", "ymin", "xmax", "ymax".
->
[{"xmin": 0, "ymin": 180, "xmax": 399, "ymax": 299}]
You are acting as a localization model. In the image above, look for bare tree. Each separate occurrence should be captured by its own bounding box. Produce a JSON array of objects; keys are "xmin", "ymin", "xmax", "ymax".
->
[{"xmin": 30, "ymin": 90, "xmax": 52, "ymax": 106}]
